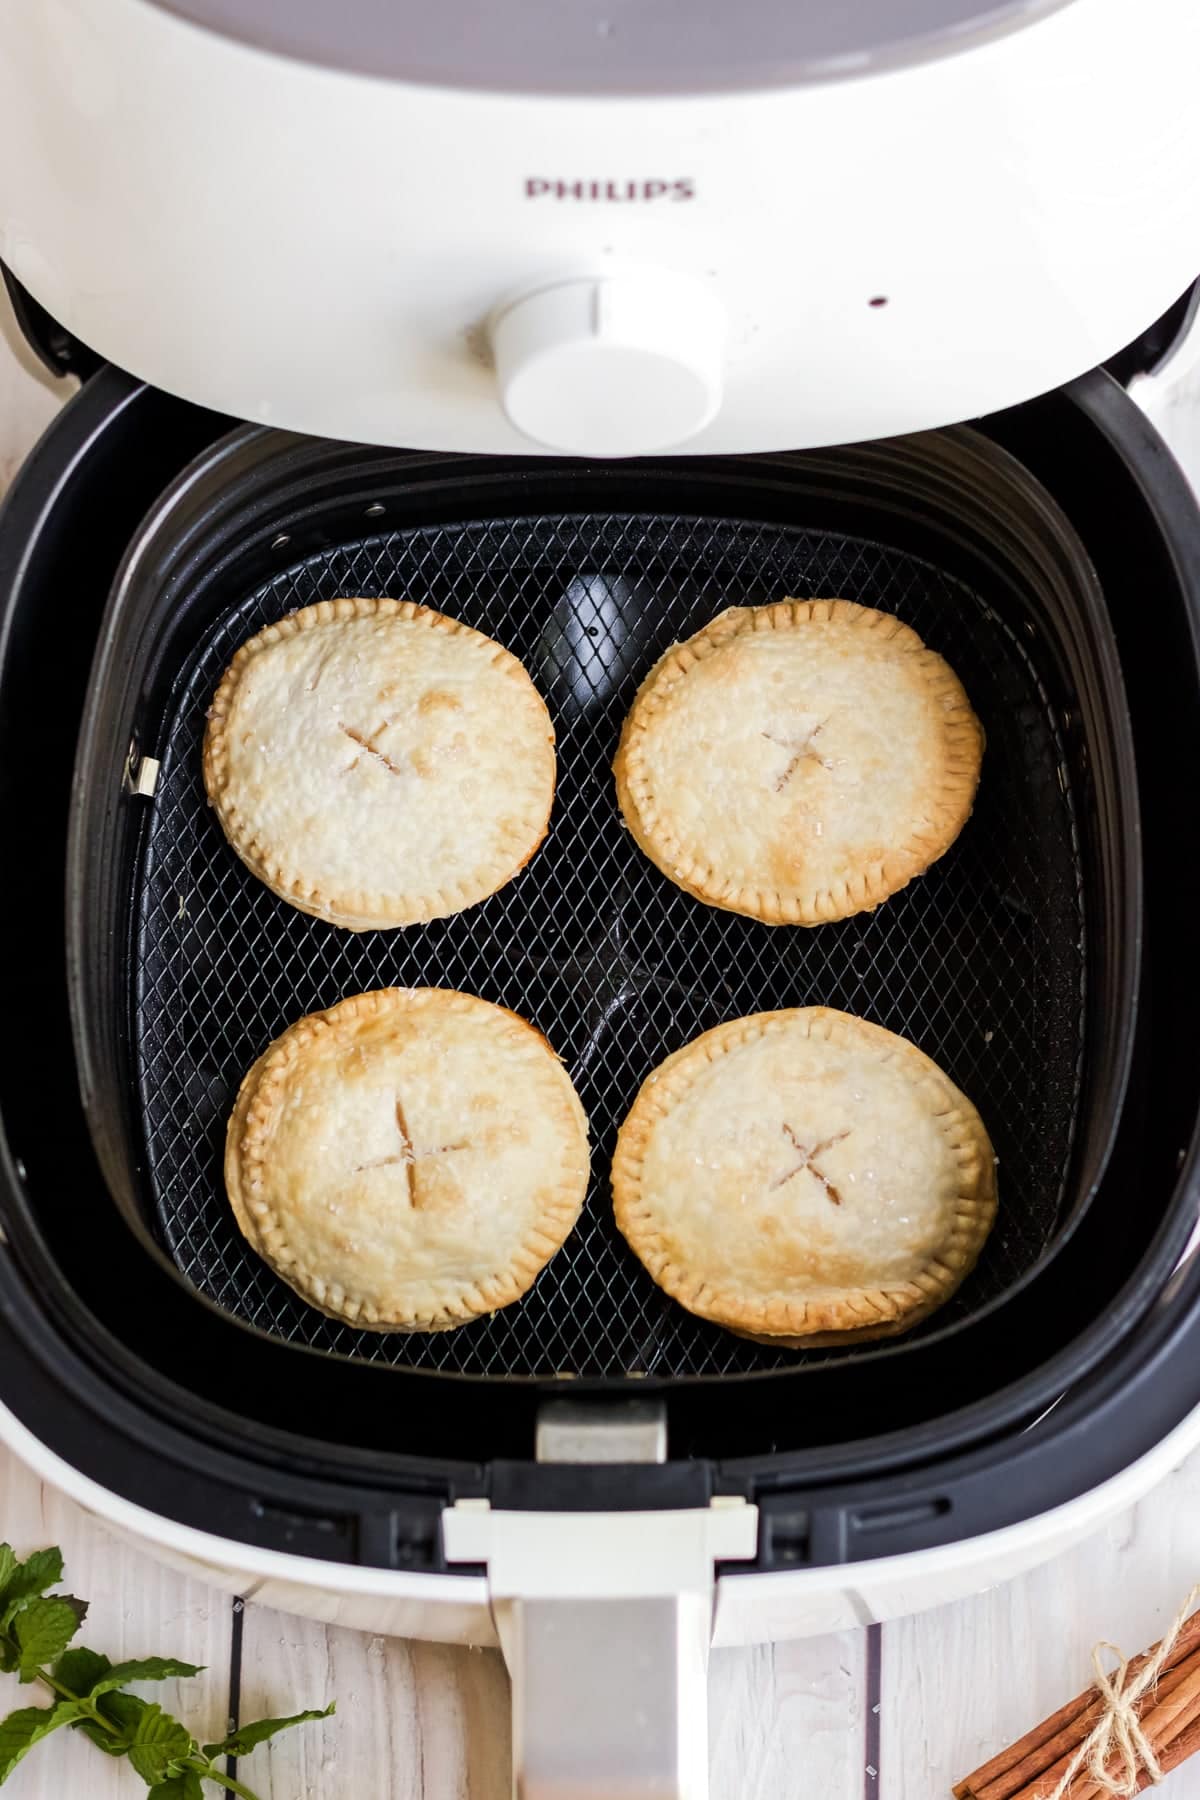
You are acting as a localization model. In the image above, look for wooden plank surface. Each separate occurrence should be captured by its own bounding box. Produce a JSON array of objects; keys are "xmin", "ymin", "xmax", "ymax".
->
[
  {"xmin": 8, "ymin": 1448, "xmax": 1200, "ymax": 1799},
  {"xmin": 235, "ymin": 1608, "xmax": 510, "ymax": 1800},
  {"xmin": 882, "ymin": 1450, "xmax": 1200, "ymax": 1800},
  {"xmin": 1, "ymin": 1447, "xmax": 233, "ymax": 1798},
  {"xmin": 710, "ymin": 1635, "xmax": 870, "ymax": 1800},
  {"xmin": 4, "ymin": 291, "xmax": 1200, "ymax": 1800}
]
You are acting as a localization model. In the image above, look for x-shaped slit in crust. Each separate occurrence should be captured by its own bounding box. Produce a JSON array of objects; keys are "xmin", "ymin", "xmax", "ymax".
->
[
  {"xmin": 770, "ymin": 1124, "xmax": 851, "ymax": 1205},
  {"xmin": 762, "ymin": 721, "xmax": 830, "ymax": 793},
  {"xmin": 338, "ymin": 721, "xmax": 407, "ymax": 778},
  {"xmin": 353, "ymin": 1097, "xmax": 466, "ymax": 1209}
]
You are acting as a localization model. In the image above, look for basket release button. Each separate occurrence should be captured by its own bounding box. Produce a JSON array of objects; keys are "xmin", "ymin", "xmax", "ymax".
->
[{"xmin": 490, "ymin": 273, "xmax": 724, "ymax": 457}]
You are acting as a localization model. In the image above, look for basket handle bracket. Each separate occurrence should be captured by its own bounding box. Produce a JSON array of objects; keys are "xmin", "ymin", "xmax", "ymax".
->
[{"xmin": 443, "ymin": 1404, "xmax": 758, "ymax": 1800}]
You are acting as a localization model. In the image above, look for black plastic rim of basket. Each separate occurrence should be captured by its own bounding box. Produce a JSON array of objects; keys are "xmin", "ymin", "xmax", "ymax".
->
[{"xmin": 66, "ymin": 423, "xmax": 1141, "ymax": 1385}]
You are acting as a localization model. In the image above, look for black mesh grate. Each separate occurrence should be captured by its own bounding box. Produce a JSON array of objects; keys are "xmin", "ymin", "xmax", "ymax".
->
[{"xmin": 133, "ymin": 513, "xmax": 1085, "ymax": 1378}]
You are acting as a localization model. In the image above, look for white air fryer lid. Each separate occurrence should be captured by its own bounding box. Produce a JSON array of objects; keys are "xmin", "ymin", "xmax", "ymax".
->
[{"xmin": 149, "ymin": 0, "xmax": 1074, "ymax": 93}]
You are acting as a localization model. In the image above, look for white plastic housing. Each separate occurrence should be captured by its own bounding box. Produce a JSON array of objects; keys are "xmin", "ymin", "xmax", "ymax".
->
[
  {"xmin": 6, "ymin": 1390, "xmax": 1199, "ymax": 1799},
  {"xmin": 4, "ymin": 1394, "xmax": 1200, "ymax": 1650},
  {"xmin": 2, "ymin": 0, "xmax": 1200, "ymax": 456}
]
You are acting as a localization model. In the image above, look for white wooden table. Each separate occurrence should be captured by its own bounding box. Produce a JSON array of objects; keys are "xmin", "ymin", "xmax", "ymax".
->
[{"xmin": 3, "ymin": 296, "xmax": 1200, "ymax": 1800}]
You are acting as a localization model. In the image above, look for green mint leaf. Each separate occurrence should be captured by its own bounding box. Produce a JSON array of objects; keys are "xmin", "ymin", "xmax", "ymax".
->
[
  {"xmin": 53, "ymin": 1645, "xmax": 112, "ymax": 1695},
  {"xmin": 73, "ymin": 1715, "xmax": 131, "ymax": 1757},
  {"xmin": 13, "ymin": 1595, "xmax": 87, "ymax": 1681},
  {"xmin": 0, "ymin": 1543, "xmax": 332, "ymax": 1796},
  {"xmin": 99, "ymin": 1690, "xmax": 147, "ymax": 1723},
  {"xmin": 90, "ymin": 1693, "xmax": 197, "ymax": 1781},
  {"xmin": 0, "ymin": 1549, "xmax": 68, "ymax": 1635},
  {"xmin": 204, "ymin": 1702, "xmax": 334, "ymax": 1759},
  {"xmin": 90, "ymin": 1657, "xmax": 204, "ymax": 1697},
  {"xmin": 92, "ymin": 1688, "xmax": 149, "ymax": 1748},
  {"xmin": 124, "ymin": 1703, "xmax": 197, "ymax": 1786},
  {"xmin": 0, "ymin": 1700, "xmax": 83, "ymax": 1782},
  {"xmin": 4, "ymin": 1548, "xmax": 63, "ymax": 1604},
  {"xmin": 0, "ymin": 1705, "xmax": 52, "ymax": 1784},
  {"xmin": 147, "ymin": 1776, "xmax": 204, "ymax": 1800}
]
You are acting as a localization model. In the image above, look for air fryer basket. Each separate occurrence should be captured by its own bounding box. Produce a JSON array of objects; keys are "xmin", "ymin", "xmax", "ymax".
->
[
  {"xmin": 140, "ymin": 516, "xmax": 1088, "ymax": 1376},
  {"xmin": 68, "ymin": 428, "xmax": 1139, "ymax": 1383}
]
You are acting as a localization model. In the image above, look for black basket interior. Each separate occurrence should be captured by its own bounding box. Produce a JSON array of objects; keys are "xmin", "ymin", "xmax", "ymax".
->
[{"xmin": 132, "ymin": 505, "xmax": 1086, "ymax": 1378}]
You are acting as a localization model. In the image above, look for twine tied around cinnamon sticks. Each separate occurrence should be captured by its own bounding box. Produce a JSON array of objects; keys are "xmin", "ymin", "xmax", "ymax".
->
[
  {"xmin": 1048, "ymin": 1588, "xmax": 1200, "ymax": 1799},
  {"xmin": 955, "ymin": 1588, "xmax": 1200, "ymax": 1800}
]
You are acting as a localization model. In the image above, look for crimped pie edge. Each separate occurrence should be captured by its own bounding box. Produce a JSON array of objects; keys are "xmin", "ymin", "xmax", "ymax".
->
[
  {"xmin": 611, "ymin": 1005, "xmax": 998, "ymax": 1342},
  {"xmin": 613, "ymin": 599, "xmax": 984, "ymax": 926},
  {"xmin": 225, "ymin": 987, "xmax": 590, "ymax": 1331},
  {"xmin": 203, "ymin": 596, "xmax": 556, "ymax": 929}
]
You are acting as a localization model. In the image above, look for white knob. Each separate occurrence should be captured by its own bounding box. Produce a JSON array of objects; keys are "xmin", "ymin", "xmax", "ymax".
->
[{"xmin": 491, "ymin": 273, "xmax": 724, "ymax": 457}]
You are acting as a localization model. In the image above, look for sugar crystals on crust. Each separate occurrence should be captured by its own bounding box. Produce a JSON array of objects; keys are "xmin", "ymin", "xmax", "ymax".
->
[{"xmin": 614, "ymin": 600, "xmax": 983, "ymax": 925}]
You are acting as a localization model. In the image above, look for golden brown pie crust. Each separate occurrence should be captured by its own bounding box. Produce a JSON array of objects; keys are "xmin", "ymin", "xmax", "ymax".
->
[
  {"xmin": 203, "ymin": 597, "xmax": 556, "ymax": 930},
  {"xmin": 613, "ymin": 600, "xmax": 983, "ymax": 926},
  {"xmin": 611, "ymin": 1007, "xmax": 997, "ymax": 1345},
  {"xmin": 225, "ymin": 988, "xmax": 589, "ymax": 1330}
]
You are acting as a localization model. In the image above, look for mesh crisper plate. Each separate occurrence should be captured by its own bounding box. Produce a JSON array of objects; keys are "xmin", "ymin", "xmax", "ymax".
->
[{"xmin": 134, "ymin": 512, "xmax": 1085, "ymax": 1377}]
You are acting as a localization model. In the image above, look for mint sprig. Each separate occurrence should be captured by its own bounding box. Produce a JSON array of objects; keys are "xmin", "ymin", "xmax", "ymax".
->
[{"xmin": 0, "ymin": 1541, "xmax": 332, "ymax": 1795}]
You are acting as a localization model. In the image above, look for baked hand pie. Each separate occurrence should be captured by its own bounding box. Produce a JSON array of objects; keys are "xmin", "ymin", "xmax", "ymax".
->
[
  {"xmin": 203, "ymin": 597, "xmax": 556, "ymax": 929},
  {"xmin": 613, "ymin": 600, "xmax": 983, "ymax": 925},
  {"xmin": 225, "ymin": 988, "xmax": 589, "ymax": 1331},
  {"xmin": 612, "ymin": 1007, "xmax": 996, "ymax": 1346}
]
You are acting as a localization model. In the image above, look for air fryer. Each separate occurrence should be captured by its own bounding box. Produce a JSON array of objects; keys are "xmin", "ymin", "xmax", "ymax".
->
[{"xmin": 2, "ymin": 2, "xmax": 1200, "ymax": 1795}]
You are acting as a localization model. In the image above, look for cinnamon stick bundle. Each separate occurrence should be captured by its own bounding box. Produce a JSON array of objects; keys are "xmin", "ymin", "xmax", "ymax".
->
[{"xmin": 954, "ymin": 1609, "xmax": 1200, "ymax": 1800}]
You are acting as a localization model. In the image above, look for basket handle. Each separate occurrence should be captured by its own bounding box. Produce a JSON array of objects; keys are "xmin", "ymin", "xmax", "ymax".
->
[
  {"xmin": 502, "ymin": 1590, "xmax": 712, "ymax": 1798},
  {"xmin": 443, "ymin": 1501, "xmax": 759, "ymax": 1800}
]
